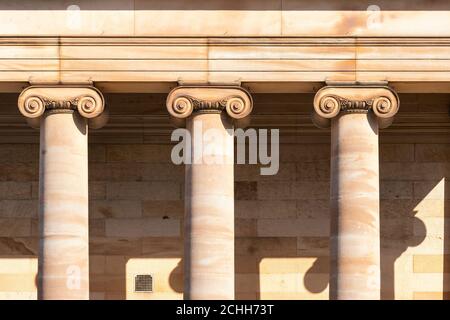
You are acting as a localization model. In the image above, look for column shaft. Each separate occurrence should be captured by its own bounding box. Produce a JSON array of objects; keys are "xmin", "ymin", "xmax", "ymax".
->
[
  {"xmin": 330, "ymin": 112, "xmax": 380, "ymax": 300},
  {"xmin": 38, "ymin": 111, "xmax": 89, "ymax": 300},
  {"xmin": 184, "ymin": 112, "xmax": 235, "ymax": 300}
]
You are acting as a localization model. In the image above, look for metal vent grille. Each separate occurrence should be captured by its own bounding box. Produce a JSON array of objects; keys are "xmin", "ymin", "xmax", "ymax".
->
[{"xmin": 134, "ymin": 274, "xmax": 153, "ymax": 293}]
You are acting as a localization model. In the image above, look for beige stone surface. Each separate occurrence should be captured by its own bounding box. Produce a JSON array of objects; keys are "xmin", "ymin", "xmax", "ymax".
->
[
  {"xmin": 413, "ymin": 255, "xmax": 450, "ymax": 273},
  {"xmin": 2, "ymin": 36, "xmax": 450, "ymax": 87},
  {"xmin": 0, "ymin": 218, "xmax": 31, "ymax": 237},
  {"xmin": 37, "ymin": 111, "xmax": 90, "ymax": 300},
  {"xmin": 312, "ymin": 86, "xmax": 400, "ymax": 300},
  {"xmin": 329, "ymin": 112, "xmax": 381, "ymax": 299},
  {"xmin": 142, "ymin": 237, "xmax": 183, "ymax": 257},
  {"xmin": 183, "ymin": 113, "xmax": 235, "ymax": 300},
  {"xmin": 412, "ymin": 273, "xmax": 445, "ymax": 292},
  {"xmin": 235, "ymin": 219, "xmax": 257, "ymax": 237},
  {"xmin": 90, "ymin": 200, "xmax": 142, "ymax": 219},
  {"xmin": 235, "ymin": 163, "xmax": 296, "ymax": 182},
  {"xmin": 0, "ymin": 144, "xmax": 38, "ymax": 162},
  {"xmin": 257, "ymin": 218, "xmax": 329, "ymax": 237},
  {"xmin": 142, "ymin": 200, "xmax": 184, "ymax": 219},
  {"xmin": 0, "ymin": 1, "xmax": 449, "ymax": 38},
  {"xmin": 281, "ymin": 1, "xmax": 450, "ymax": 37},
  {"xmin": 106, "ymin": 145, "xmax": 173, "ymax": 163},
  {"xmin": 236, "ymin": 237, "xmax": 298, "ymax": 257},
  {"xmin": 3, "ymin": 89, "xmax": 450, "ymax": 301},
  {"xmin": 257, "ymin": 181, "xmax": 330, "ymax": 200},
  {"xmin": 0, "ymin": 0, "xmax": 134, "ymax": 36},
  {"xmin": 413, "ymin": 292, "xmax": 448, "ymax": 300},
  {"xmin": 126, "ymin": 258, "xmax": 182, "ymax": 299},
  {"xmin": 235, "ymin": 200, "xmax": 297, "ymax": 219},
  {"xmin": 166, "ymin": 86, "xmax": 253, "ymax": 300},
  {"xmin": 0, "ymin": 182, "xmax": 31, "ymax": 200},
  {"xmin": 106, "ymin": 182, "xmax": 181, "ymax": 200},
  {"xmin": 260, "ymin": 291, "xmax": 328, "ymax": 300},
  {"xmin": 134, "ymin": 0, "xmax": 281, "ymax": 36},
  {"xmin": 259, "ymin": 257, "xmax": 328, "ymax": 274},
  {"xmin": 1, "ymin": 137, "xmax": 450, "ymax": 300},
  {"xmin": 380, "ymin": 144, "xmax": 415, "ymax": 162},
  {"xmin": 15, "ymin": 85, "xmax": 108, "ymax": 300},
  {"xmin": 415, "ymin": 144, "xmax": 450, "ymax": 162},
  {"xmin": 105, "ymin": 218, "xmax": 180, "ymax": 238}
]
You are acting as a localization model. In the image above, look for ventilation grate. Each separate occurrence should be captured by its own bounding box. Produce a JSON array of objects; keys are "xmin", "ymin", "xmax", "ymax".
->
[{"xmin": 134, "ymin": 274, "xmax": 153, "ymax": 293}]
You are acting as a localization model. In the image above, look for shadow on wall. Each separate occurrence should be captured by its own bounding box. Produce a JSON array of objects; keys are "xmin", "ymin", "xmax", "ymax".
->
[
  {"xmin": 229, "ymin": 156, "xmax": 435, "ymax": 299},
  {"xmin": 0, "ymin": 168, "xmax": 446, "ymax": 299},
  {"xmin": 0, "ymin": 181, "xmax": 443, "ymax": 299},
  {"xmin": 0, "ymin": 174, "xmax": 437, "ymax": 299},
  {"xmin": 379, "ymin": 199, "xmax": 426, "ymax": 299},
  {"xmin": 302, "ymin": 173, "xmax": 436, "ymax": 299},
  {"xmin": 301, "ymin": 181, "xmax": 437, "ymax": 299},
  {"xmin": 88, "ymin": 236, "xmax": 184, "ymax": 300},
  {"xmin": 1, "ymin": 153, "xmax": 449, "ymax": 300},
  {"xmin": 300, "ymin": 194, "xmax": 428, "ymax": 299}
]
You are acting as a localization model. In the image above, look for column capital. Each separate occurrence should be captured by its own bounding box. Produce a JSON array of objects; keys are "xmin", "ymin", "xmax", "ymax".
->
[
  {"xmin": 17, "ymin": 85, "xmax": 107, "ymax": 129},
  {"xmin": 312, "ymin": 85, "xmax": 400, "ymax": 129},
  {"xmin": 166, "ymin": 86, "xmax": 253, "ymax": 127}
]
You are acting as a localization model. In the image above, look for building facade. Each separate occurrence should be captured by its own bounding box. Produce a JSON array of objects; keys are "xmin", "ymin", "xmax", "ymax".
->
[{"xmin": 0, "ymin": 1, "xmax": 450, "ymax": 300}]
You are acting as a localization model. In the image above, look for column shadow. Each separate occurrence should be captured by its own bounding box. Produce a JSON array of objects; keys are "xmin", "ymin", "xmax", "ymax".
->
[
  {"xmin": 301, "ymin": 194, "xmax": 429, "ymax": 300},
  {"xmin": 302, "ymin": 180, "xmax": 431, "ymax": 299},
  {"xmin": 379, "ymin": 201, "xmax": 426, "ymax": 300}
]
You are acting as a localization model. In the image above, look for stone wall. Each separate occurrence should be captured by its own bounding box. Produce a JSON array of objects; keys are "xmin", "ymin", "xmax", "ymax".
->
[{"xmin": 0, "ymin": 138, "xmax": 449, "ymax": 299}]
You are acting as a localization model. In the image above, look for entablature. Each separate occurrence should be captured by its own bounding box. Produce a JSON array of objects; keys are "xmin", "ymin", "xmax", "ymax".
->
[{"xmin": 1, "ymin": 37, "xmax": 450, "ymax": 93}]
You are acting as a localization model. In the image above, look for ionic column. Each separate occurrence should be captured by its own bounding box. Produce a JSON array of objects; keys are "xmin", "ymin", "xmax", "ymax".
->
[
  {"xmin": 166, "ymin": 86, "xmax": 253, "ymax": 300},
  {"xmin": 18, "ymin": 86, "xmax": 107, "ymax": 300},
  {"xmin": 312, "ymin": 85, "xmax": 399, "ymax": 300}
]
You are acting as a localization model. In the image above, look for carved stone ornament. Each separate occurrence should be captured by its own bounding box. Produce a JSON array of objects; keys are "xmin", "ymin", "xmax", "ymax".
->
[
  {"xmin": 17, "ymin": 85, "xmax": 107, "ymax": 129},
  {"xmin": 312, "ymin": 85, "xmax": 400, "ymax": 129},
  {"xmin": 166, "ymin": 86, "xmax": 253, "ymax": 127}
]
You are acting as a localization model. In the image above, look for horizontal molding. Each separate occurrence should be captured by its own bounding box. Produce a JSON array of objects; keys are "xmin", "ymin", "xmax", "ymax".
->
[
  {"xmin": 0, "ymin": 37, "xmax": 449, "ymax": 90},
  {"xmin": 2, "ymin": 37, "xmax": 450, "ymax": 46}
]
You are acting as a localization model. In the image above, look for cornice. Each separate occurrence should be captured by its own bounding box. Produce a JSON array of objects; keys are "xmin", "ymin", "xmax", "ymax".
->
[{"xmin": 1, "ymin": 36, "xmax": 450, "ymax": 46}]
